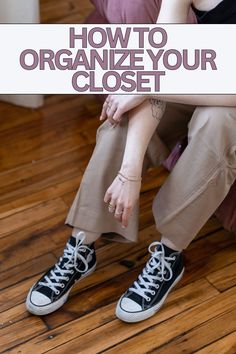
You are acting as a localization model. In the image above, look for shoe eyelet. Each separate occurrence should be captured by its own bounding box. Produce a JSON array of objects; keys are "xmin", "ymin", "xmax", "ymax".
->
[
  {"xmin": 61, "ymin": 284, "xmax": 65, "ymax": 288},
  {"xmin": 56, "ymin": 290, "xmax": 60, "ymax": 295},
  {"xmin": 156, "ymin": 285, "xmax": 159, "ymax": 289},
  {"xmin": 70, "ymin": 270, "xmax": 74, "ymax": 274},
  {"xmin": 151, "ymin": 291, "xmax": 155, "ymax": 295},
  {"xmin": 66, "ymin": 277, "xmax": 69, "ymax": 281},
  {"xmin": 147, "ymin": 297, "xmax": 151, "ymax": 302}
]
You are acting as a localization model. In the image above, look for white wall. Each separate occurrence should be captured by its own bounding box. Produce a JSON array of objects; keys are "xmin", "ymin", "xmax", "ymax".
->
[
  {"xmin": 0, "ymin": 0, "xmax": 40, "ymax": 23},
  {"xmin": 0, "ymin": 0, "xmax": 43, "ymax": 108}
]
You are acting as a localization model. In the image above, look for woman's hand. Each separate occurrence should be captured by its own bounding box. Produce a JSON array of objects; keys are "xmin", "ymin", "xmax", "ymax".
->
[
  {"xmin": 100, "ymin": 95, "xmax": 147, "ymax": 125},
  {"xmin": 104, "ymin": 174, "xmax": 141, "ymax": 228}
]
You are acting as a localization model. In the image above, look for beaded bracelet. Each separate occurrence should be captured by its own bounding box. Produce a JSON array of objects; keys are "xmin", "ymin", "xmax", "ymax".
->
[{"xmin": 118, "ymin": 171, "xmax": 142, "ymax": 184}]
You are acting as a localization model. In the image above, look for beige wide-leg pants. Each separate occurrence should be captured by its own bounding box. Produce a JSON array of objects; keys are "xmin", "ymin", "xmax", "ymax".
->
[{"xmin": 66, "ymin": 102, "xmax": 236, "ymax": 249}]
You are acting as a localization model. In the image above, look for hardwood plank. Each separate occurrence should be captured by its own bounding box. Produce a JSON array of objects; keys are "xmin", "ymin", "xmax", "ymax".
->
[
  {"xmin": 0, "ymin": 94, "xmax": 99, "ymax": 137},
  {"xmin": 7, "ymin": 279, "xmax": 217, "ymax": 354},
  {"xmin": 0, "ymin": 215, "xmax": 67, "ymax": 273},
  {"xmin": 139, "ymin": 188, "xmax": 159, "ymax": 229},
  {"xmin": 0, "ymin": 304, "xmax": 31, "ymax": 329},
  {"xmin": 101, "ymin": 287, "xmax": 236, "ymax": 354},
  {"xmin": 0, "ymin": 253, "xmax": 57, "ymax": 291},
  {"xmin": 141, "ymin": 167, "xmax": 169, "ymax": 192},
  {"xmin": 207, "ymin": 262, "xmax": 236, "ymax": 292},
  {"xmin": 0, "ymin": 97, "xmax": 100, "ymax": 172},
  {"xmin": 7, "ymin": 303, "xmax": 115, "ymax": 354},
  {"xmin": 40, "ymin": 0, "xmax": 94, "ymax": 24},
  {"xmin": 0, "ymin": 148, "xmax": 85, "ymax": 205},
  {"xmin": 180, "ymin": 230, "xmax": 236, "ymax": 287},
  {"xmin": 150, "ymin": 308, "xmax": 236, "ymax": 353},
  {"xmin": 0, "ymin": 198, "xmax": 68, "ymax": 238},
  {"xmin": 0, "ymin": 124, "xmax": 94, "ymax": 174},
  {"xmin": 0, "ymin": 95, "xmax": 93, "ymax": 133},
  {"xmin": 195, "ymin": 331, "xmax": 236, "ymax": 354},
  {"xmin": 1, "ymin": 316, "xmax": 47, "ymax": 352},
  {"xmin": 0, "ymin": 276, "xmax": 42, "ymax": 312},
  {"xmin": 60, "ymin": 190, "xmax": 78, "ymax": 207},
  {"xmin": 0, "ymin": 175, "xmax": 81, "ymax": 216}
]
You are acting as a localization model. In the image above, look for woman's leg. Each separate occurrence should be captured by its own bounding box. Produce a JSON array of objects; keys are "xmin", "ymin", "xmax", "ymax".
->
[
  {"xmin": 67, "ymin": 102, "xmax": 195, "ymax": 244},
  {"xmin": 116, "ymin": 105, "xmax": 236, "ymax": 324},
  {"xmin": 153, "ymin": 106, "xmax": 236, "ymax": 250},
  {"xmin": 26, "ymin": 100, "xmax": 195, "ymax": 316},
  {"xmin": 66, "ymin": 102, "xmax": 171, "ymax": 243},
  {"xmin": 25, "ymin": 101, "xmax": 170, "ymax": 316}
]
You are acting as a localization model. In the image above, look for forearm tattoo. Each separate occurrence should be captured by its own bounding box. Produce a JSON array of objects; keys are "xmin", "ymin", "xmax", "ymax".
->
[{"xmin": 149, "ymin": 99, "xmax": 166, "ymax": 122}]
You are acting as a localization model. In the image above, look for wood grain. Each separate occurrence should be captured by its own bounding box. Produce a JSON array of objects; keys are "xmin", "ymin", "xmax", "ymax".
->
[{"xmin": 0, "ymin": 1, "xmax": 235, "ymax": 353}]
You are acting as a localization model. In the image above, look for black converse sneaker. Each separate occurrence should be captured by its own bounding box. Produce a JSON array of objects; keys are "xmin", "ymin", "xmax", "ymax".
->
[
  {"xmin": 116, "ymin": 241, "xmax": 184, "ymax": 323},
  {"xmin": 26, "ymin": 231, "xmax": 96, "ymax": 316}
]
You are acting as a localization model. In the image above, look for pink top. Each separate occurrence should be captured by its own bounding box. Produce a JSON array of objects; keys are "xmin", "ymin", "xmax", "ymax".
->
[{"xmin": 90, "ymin": 0, "xmax": 197, "ymax": 24}]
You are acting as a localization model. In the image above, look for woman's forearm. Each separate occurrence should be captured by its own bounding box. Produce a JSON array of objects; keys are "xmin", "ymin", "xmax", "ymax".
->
[
  {"xmin": 120, "ymin": 101, "xmax": 165, "ymax": 177},
  {"xmin": 156, "ymin": 1, "xmax": 236, "ymax": 107},
  {"xmin": 152, "ymin": 94, "xmax": 236, "ymax": 107}
]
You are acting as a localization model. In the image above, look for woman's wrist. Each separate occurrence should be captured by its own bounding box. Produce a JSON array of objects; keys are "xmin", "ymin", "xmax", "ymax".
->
[
  {"xmin": 119, "ymin": 162, "xmax": 142, "ymax": 179},
  {"xmin": 118, "ymin": 171, "xmax": 142, "ymax": 183}
]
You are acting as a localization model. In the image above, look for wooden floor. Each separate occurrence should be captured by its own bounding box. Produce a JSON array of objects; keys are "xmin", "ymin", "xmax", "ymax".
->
[{"xmin": 1, "ymin": 1, "xmax": 236, "ymax": 353}]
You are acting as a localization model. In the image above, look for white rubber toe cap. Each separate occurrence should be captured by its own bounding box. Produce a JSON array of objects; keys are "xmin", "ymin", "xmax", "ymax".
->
[
  {"xmin": 120, "ymin": 297, "xmax": 142, "ymax": 312},
  {"xmin": 30, "ymin": 291, "xmax": 51, "ymax": 306}
]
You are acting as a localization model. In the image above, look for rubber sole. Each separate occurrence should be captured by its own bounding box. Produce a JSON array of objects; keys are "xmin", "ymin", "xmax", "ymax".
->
[
  {"xmin": 26, "ymin": 263, "xmax": 97, "ymax": 316},
  {"xmin": 116, "ymin": 267, "xmax": 185, "ymax": 323}
]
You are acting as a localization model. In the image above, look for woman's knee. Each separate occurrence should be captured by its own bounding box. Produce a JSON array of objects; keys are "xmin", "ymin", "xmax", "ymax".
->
[
  {"xmin": 188, "ymin": 106, "xmax": 236, "ymax": 138},
  {"xmin": 188, "ymin": 106, "xmax": 236, "ymax": 165}
]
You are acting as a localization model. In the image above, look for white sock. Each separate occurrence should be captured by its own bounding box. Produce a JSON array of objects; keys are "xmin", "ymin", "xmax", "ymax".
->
[
  {"xmin": 161, "ymin": 235, "xmax": 183, "ymax": 252},
  {"xmin": 72, "ymin": 228, "xmax": 101, "ymax": 245}
]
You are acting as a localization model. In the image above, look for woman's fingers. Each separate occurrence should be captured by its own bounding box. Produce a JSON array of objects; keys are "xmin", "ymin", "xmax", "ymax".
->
[
  {"xmin": 108, "ymin": 199, "xmax": 116, "ymax": 213},
  {"xmin": 114, "ymin": 201, "xmax": 124, "ymax": 222},
  {"xmin": 107, "ymin": 104, "xmax": 118, "ymax": 125},
  {"xmin": 112, "ymin": 108, "xmax": 123, "ymax": 123},
  {"xmin": 104, "ymin": 176, "xmax": 139, "ymax": 229},
  {"xmin": 100, "ymin": 97, "xmax": 111, "ymax": 121},
  {"xmin": 122, "ymin": 205, "xmax": 132, "ymax": 228},
  {"xmin": 104, "ymin": 188, "xmax": 112, "ymax": 203},
  {"xmin": 104, "ymin": 188, "xmax": 117, "ymax": 213},
  {"xmin": 100, "ymin": 96, "xmax": 123, "ymax": 125},
  {"xmin": 100, "ymin": 102, "xmax": 108, "ymax": 121}
]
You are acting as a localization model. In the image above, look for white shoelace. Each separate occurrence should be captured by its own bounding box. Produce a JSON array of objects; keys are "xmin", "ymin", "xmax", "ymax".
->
[
  {"xmin": 129, "ymin": 242, "xmax": 177, "ymax": 301},
  {"xmin": 38, "ymin": 232, "xmax": 93, "ymax": 294}
]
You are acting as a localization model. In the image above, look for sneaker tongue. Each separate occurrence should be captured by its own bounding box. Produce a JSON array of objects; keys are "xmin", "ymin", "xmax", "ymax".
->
[
  {"xmin": 57, "ymin": 236, "xmax": 76, "ymax": 267},
  {"xmin": 64, "ymin": 234, "xmax": 85, "ymax": 266},
  {"xmin": 68, "ymin": 235, "xmax": 77, "ymax": 248}
]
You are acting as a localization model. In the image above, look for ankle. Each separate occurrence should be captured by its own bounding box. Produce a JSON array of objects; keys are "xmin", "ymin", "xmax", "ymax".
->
[
  {"xmin": 72, "ymin": 228, "xmax": 100, "ymax": 244},
  {"xmin": 161, "ymin": 236, "xmax": 183, "ymax": 253}
]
